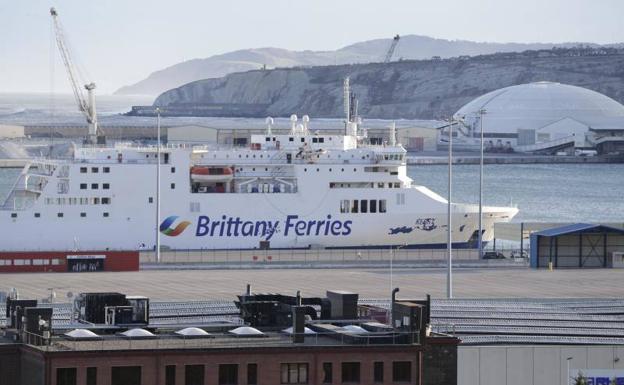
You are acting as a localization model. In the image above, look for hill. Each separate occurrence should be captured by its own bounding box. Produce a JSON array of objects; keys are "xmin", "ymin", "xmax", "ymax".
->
[
  {"xmin": 115, "ymin": 35, "xmax": 602, "ymax": 96},
  {"xmin": 146, "ymin": 47, "xmax": 624, "ymax": 120}
]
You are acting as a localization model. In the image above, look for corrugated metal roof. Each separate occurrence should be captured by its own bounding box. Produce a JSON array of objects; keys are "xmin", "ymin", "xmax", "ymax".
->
[{"xmin": 533, "ymin": 223, "xmax": 624, "ymax": 237}]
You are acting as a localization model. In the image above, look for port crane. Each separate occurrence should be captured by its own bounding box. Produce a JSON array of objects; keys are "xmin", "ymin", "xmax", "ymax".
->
[
  {"xmin": 50, "ymin": 7, "xmax": 99, "ymax": 144},
  {"xmin": 384, "ymin": 34, "xmax": 400, "ymax": 63}
]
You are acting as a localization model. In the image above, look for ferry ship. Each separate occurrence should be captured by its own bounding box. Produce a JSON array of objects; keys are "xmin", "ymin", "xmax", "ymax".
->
[{"xmin": 0, "ymin": 115, "xmax": 517, "ymax": 252}]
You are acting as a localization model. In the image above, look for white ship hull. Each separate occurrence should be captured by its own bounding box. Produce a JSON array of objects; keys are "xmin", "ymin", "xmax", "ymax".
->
[{"xmin": 0, "ymin": 129, "xmax": 517, "ymax": 252}]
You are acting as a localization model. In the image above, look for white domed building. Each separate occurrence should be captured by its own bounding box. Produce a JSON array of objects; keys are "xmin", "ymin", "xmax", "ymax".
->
[{"xmin": 445, "ymin": 82, "xmax": 624, "ymax": 153}]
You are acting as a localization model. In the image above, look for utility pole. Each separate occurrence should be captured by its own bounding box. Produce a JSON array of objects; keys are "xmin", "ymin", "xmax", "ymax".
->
[
  {"xmin": 478, "ymin": 108, "xmax": 487, "ymax": 259},
  {"xmin": 156, "ymin": 108, "xmax": 161, "ymax": 264},
  {"xmin": 447, "ymin": 118, "xmax": 454, "ymax": 299}
]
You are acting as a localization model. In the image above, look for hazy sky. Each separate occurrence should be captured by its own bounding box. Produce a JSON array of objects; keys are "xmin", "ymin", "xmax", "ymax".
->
[{"xmin": 1, "ymin": 0, "xmax": 623, "ymax": 94}]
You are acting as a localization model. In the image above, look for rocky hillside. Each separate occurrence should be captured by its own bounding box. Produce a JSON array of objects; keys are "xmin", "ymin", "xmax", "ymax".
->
[
  {"xmin": 116, "ymin": 35, "xmax": 605, "ymax": 96},
  {"xmin": 151, "ymin": 47, "xmax": 624, "ymax": 119}
]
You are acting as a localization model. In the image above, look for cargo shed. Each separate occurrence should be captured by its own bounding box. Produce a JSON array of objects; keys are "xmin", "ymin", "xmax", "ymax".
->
[{"xmin": 530, "ymin": 223, "xmax": 624, "ymax": 268}]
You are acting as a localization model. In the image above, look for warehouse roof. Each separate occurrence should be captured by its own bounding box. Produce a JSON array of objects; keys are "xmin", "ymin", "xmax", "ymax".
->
[{"xmin": 533, "ymin": 223, "xmax": 624, "ymax": 237}]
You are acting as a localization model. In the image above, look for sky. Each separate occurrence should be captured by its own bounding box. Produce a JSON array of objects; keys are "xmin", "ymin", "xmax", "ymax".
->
[{"xmin": 1, "ymin": 0, "xmax": 623, "ymax": 94}]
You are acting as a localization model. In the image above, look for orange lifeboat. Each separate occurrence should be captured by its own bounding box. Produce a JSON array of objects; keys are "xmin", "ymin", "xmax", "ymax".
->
[{"xmin": 190, "ymin": 166, "xmax": 234, "ymax": 182}]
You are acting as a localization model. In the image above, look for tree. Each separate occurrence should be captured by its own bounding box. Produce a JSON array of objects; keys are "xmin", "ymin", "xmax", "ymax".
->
[{"xmin": 573, "ymin": 372, "xmax": 588, "ymax": 385}]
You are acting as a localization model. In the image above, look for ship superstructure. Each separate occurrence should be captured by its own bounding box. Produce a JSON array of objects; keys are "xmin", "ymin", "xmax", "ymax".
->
[{"xmin": 0, "ymin": 116, "xmax": 517, "ymax": 252}]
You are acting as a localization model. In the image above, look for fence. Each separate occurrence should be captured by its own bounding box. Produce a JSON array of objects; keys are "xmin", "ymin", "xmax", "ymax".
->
[{"xmin": 139, "ymin": 248, "xmax": 527, "ymax": 265}]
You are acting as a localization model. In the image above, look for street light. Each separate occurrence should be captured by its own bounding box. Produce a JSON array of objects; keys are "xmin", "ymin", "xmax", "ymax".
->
[
  {"xmin": 447, "ymin": 117, "xmax": 454, "ymax": 299},
  {"xmin": 477, "ymin": 108, "xmax": 487, "ymax": 259},
  {"xmin": 155, "ymin": 108, "xmax": 161, "ymax": 264},
  {"xmin": 390, "ymin": 244, "xmax": 407, "ymax": 321},
  {"xmin": 566, "ymin": 356, "xmax": 573, "ymax": 385}
]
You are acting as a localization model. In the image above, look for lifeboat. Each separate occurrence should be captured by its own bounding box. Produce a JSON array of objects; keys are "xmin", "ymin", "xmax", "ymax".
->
[{"xmin": 190, "ymin": 166, "xmax": 234, "ymax": 182}]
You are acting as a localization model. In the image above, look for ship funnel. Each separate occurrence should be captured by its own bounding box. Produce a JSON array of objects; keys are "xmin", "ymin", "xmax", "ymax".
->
[
  {"xmin": 302, "ymin": 115, "xmax": 310, "ymax": 132},
  {"xmin": 265, "ymin": 116, "xmax": 274, "ymax": 136},
  {"xmin": 290, "ymin": 114, "xmax": 298, "ymax": 134}
]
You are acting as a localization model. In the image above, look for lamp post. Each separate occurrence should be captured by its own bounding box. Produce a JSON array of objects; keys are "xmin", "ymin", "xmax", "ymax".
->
[
  {"xmin": 156, "ymin": 108, "xmax": 161, "ymax": 264},
  {"xmin": 447, "ymin": 117, "xmax": 454, "ymax": 299},
  {"xmin": 390, "ymin": 244, "xmax": 407, "ymax": 321},
  {"xmin": 566, "ymin": 356, "xmax": 573, "ymax": 385},
  {"xmin": 477, "ymin": 108, "xmax": 486, "ymax": 259}
]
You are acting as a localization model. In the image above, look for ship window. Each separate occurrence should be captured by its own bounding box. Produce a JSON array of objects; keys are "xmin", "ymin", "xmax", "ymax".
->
[
  {"xmin": 301, "ymin": 138, "xmax": 305, "ymax": 143},
  {"xmin": 57, "ymin": 213, "xmax": 64, "ymax": 218},
  {"xmin": 341, "ymin": 168, "xmax": 344, "ymax": 172},
  {"xmin": 80, "ymin": 198, "xmax": 89, "ymax": 205},
  {"xmin": 103, "ymin": 183, "xmax": 110, "ymax": 189},
  {"xmin": 91, "ymin": 167, "xmax": 99, "ymax": 173},
  {"xmin": 171, "ymin": 183, "xmax": 175, "ymax": 189},
  {"xmin": 103, "ymin": 212, "xmax": 109, "ymax": 217},
  {"xmin": 91, "ymin": 183, "xmax": 99, "ymax": 189},
  {"xmin": 80, "ymin": 212, "xmax": 86, "ymax": 218},
  {"xmin": 360, "ymin": 200, "xmax": 368, "ymax": 213},
  {"xmin": 370, "ymin": 200, "xmax": 377, "ymax": 213},
  {"xmin": 329, "ymin": 168, "xmax": 332, "ymax": 172},
  {"xmin": 10, "ymin": 213, "xmax": 16, "ymax": 218},
  {"xmin": 304, "ymin": 168, "xmax": 307, "ymax": 172},
  {"xmin": 312, "ymin": 137, "xmax": 318, "ymax": 143},
  {"xmin": 102, "ymin": 197, "xmax": 111, "ymax": 204},
  {"xmin": 103, "ymin": 167, "xmax": 110, "ymax": 173},
  {"xmin": 266, "ymin": 137, "xmax": 271, "ymax": 142},
  {"xmin": 394, "ymin": 182, "xmax": 400, "ymax": 188},
  {"xmin": 351, "ymin": 200, "xmax": 359, "ymax": 213},
  {"xmin": 319, "ymin": 137, "xmax": 324, "ymax": 143},
  {"xmin": 80, "ymin": 167, "xmax": 87, "ymax": 173},
  {"xmin": 34, "ymin": 213, "xmax": 40, "ymax": 218},
  {"xmin": 353, "ymin": 168, "xmax": 356, "ymax": 172},
  {"xmin": 289, "ymin": 137, "xmax": 294, "ymax": 142},
  {"xmin": 92, "ymin": 198, "xmax": 100, "ymax": 205},
  {"xmin": 316, "ymin": 168, "xmax": 319, "ymax": 172},
  {"xmin": 378, "ymin": 183, "xmax": 384, "ymax": 188},
  {"xmin": 340, "ymin": 200, "xmax": 350, "ymax": 213},
  {"xmin": 171, "ymin": 167, "xmax": 176, "ymax": 173},
  {"xmin": 80, "ymin": 183, "xmax": 87, "ymax": 190},
  {"xmin": 149, "ymin": 197, "xmax": 153, "ymax": 203},
  {"xmin": 390, "ymin": 171, "xmax": 398, "ymax": 175}
]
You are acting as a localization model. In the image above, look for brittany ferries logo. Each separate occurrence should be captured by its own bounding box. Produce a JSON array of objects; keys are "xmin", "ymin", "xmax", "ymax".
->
[
  {"xmin": 159, "ymin": 214, "xmax": 353, "ymax": 240},
  {"xmin": 160, "ymin": 216, "xmax": 192, "ymax": 237}
]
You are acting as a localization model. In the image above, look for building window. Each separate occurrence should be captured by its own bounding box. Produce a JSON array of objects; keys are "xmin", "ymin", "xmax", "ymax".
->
[
  {"xmin": 80, "ymin": 183, "xmax": 87, "ymax": 190},
  {"xmin": 91, "ymin": 183, "xmax": 99, "ymax": 189},
  {"xmin": 247, "ymin": 363, "xmax": 257, "ymax": 385},
  {"xmin": 171, "ymin": 183, "xmax": 175, "ymax": 190},
  {"xmin": 80, "ymin": 167, "xmax": 87, "ymax": 173},
  {"xmin": 392, "ymin": 362, "xmax": 411, "ymax": 382},
  {"xmin": 103, "ymin": 167, "xmax": 110, "ymax": 173},
  {"xmin": 322, "ymin": 363, "xmax": 332, "ymax": 384},
  {"xmin": 341, "ymin": 362, "xmax": 360, "ymax": 383},
  {"xmin": 56, "ymin": 368, "xmax": 77, "ymax": 385},
  {"xmin": 111, "ymin": 367, "xmax": 141, "ymax": 385},
  {"xmin": 91, "ymin": 167, "xmax": 99, "ymax": 173},
  {"xmin": 184, "ymin": 365, "xmax": 204, "ymax": 385},
  {"xmin": 165, "ymin": 365, "xmax": 176, "ymax": 385},
  {"xmin": 103, "ymin": 183, "xmax": 110, "ymax": 189},
  {"xmin": 373, "ymin": 362, "xmax": 383, "ymax": 383},
  {"xmin": 219, "ymin": 364, "xmax": 238, "ymax": 385},
  {"xmin": 281, "ymin": 363, "xmax": 308, "ymax": 384},
  {"xmin": 87, "ymin": 367, "xmax": 97, "ymax": 385}
]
